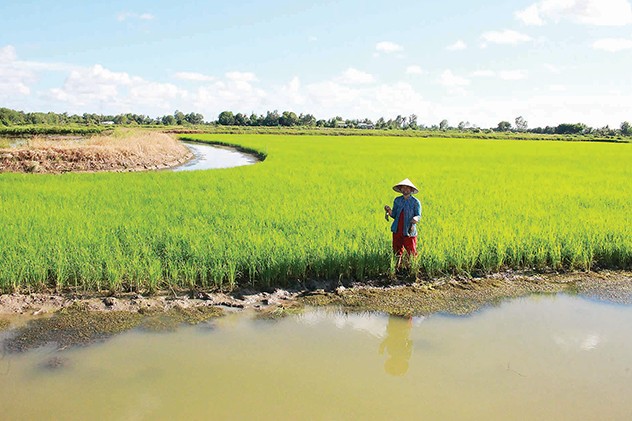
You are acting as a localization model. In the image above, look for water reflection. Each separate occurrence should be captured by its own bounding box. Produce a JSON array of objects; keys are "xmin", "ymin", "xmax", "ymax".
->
[
  {"xmin": 2, "ymin": 296, "xmax": 632, "ymax": 420},
  {"xmin": 173, "ymin": 142, "xmax": 258, "ymax": 171},
  {"xmin": 379, "ymin": 315, "xmax": 413, "ymax": 376}
]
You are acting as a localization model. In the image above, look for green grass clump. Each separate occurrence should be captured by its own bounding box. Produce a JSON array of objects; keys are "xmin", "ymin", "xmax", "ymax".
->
[
  {"xmin": 0, "ymin": 125, "xmax": 106, "ymax": 137},
  {"xmin": 0, "ymin": 134, "xmax": 630, "ymax": 292}
]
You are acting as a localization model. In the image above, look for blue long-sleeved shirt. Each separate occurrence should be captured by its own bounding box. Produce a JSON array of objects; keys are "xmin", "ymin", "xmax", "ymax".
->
[{"xmin": 390, "ymin": 195, "xmax": 422, "ymax": 237}]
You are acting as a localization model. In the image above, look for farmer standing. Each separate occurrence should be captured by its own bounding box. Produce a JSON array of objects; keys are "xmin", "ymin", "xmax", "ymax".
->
[{"xmin": 384, "ymin": 178, "xmax": 421, "ymax": 269}]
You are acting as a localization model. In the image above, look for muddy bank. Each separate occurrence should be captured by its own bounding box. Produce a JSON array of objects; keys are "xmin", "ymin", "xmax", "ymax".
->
[
  {"xmin": 1, "ymin": 271, "xmax": 631, "ymax": 319},
  {"xmin": 0, "ymin": 290, "xmax": 297, "ymax": 352},
  {"xmin": 0, "ymin": 131, "xmax": 192, "ymax": 174},
  {"xmin": 2, "ymin": 305, "xmax": 223, "ymax": 353},
  {"xmin": 1, "ymin": 271, "xmax": 631, "ymax": 352},
  {"xmin": 302, "ymin": 270, "xmax": 632, "ymax": 316}
]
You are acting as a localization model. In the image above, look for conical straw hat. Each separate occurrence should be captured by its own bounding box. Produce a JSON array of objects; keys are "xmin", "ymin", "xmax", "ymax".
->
[{"xmin": 393, "ymin": 178, "xmax": 419, "ymax": 194}]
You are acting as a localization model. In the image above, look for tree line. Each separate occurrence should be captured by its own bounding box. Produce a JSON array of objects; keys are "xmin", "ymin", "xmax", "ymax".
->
[
  {"xmin": 1, "ymin": 106, "xmax": 630, "ymax": 137},
  {"xmin": 219, "ymin": 110, "xmax": 632, "ymax": 136},
  {"xmin": 0, "ymin": 108, "xmax": 204, "ymax": 127}
]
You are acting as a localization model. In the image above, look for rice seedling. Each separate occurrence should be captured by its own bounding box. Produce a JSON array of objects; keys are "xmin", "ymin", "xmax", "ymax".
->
[{"xmin": 0, "ymin": 134, "xmax": 629, "ymax": 292}]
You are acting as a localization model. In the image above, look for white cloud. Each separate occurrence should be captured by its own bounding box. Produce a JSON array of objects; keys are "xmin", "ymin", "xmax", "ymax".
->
[
  {"xmin": 543, "ymin": 63, "xmax": 563, "ymax": 74},
  {"xmin": 447, "ymin": 40, "xmax": 467, "ymax": 50},
  {"xmin": 278, "ymin": 76, "xmax": 305, "ymax": 105},
  {"xmin": 592, "ymin": 37, "xmax": 632, "ymax": 51},
  {"xmin": 193, "ymin": 72, "xmax": 266, "ymax": 114},
  {"xmin": 405, "ymin": 65, "xmax": 424, "ymax": 75},
  {"xmin": 129, "ymin": 82, "xmax": 187, "ymax": 108},
  {"xmin": 375, "ymin": 41, "xmax": 404, "ymax": 53},
  {"xmin": 481, "ymin": 29, "xmax": 533, "ymax": 45},
  {"xmin": 515, "ymin": 4, "xmax": 545, "ymax": 25},
  {"xmin": 174, "ymin": 71, "xmax": 215, "ymax": 82},
  {"xmin": 117, "ymin": 12, "xmax": 155, "ymax": 22},
  {"xmin": 307, "ymin": 81, "xmax": 359, "ymax": 110},
  {"xmin": 308, "ymin": 36, "xmax": 318, "ymax": 42},
  {"xmin": 471, "ymin": 70, "xmax": 496, "ymax": 77},
  {"xmin": 48, "ymin": 65, "xmax": 134, "ymax": 106},
  {"xmin": 45, "ymin": 64, "xmax": 188, "ymax": 115},
  {"xmin": 499, "ymin": 70, "xmax": 528, "ymax": 80},
  {"xmin": 549, "ymin": 84, "xmax": 567, "ymax": 91},
  {"xmin": 516, "ymin": 0, "xmax": 632, "ymax": 26},
  {"xmin": 469, "ymin": 69, "xmax": 527, "ymax": 80},
  {"xmin": 439, "ymin": 70, "xmax": 470, "ymax": 87},
  {"xmin": 301, "ymin": 81, "xmax": 429, "ymax": 120},
  {"xmin": 336, "ymin": 68, "xmax": 376, "ymax": 84},
  {"xmin": 0, "ymin": 45, "xmax": 34, "ymax": 98},
  {"xmin": 0, "ymin": 45, "xmax": 17, "ymax": 62},
  {"xmin": 225, "ymin": 71, "xmax": 258, "ymax": 83}
]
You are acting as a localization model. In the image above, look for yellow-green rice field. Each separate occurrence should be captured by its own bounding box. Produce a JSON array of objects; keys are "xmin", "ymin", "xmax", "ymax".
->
[{"xmin": 0, "ymin": 134, "xmax": 630, "ymax": 292}]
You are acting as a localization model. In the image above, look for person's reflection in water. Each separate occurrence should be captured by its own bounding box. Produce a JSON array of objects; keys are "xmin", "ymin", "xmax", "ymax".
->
[{"xmin": 379, "ymin": 315, "xmax": 413, "ymax": 376}]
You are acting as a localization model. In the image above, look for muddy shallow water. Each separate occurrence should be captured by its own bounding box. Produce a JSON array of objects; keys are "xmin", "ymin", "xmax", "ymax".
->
[{"xmin": 1, "ymin": 294, "xmax": 631, "ymax": 420}]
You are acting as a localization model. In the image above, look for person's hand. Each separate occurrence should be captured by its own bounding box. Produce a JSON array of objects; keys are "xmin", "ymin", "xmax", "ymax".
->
[{"xmin": 384, "ymin": 205, "xmax": 391, "ymax": 212}]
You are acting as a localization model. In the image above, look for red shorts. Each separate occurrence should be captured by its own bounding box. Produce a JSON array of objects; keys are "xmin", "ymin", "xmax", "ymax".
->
[{"xmin": 392, "ymin": 233, "xmax": 417, "ymax": 256}]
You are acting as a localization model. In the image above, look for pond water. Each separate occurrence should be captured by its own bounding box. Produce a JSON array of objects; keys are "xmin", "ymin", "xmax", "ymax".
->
[
  {"xmin": 1, "ymin": 294, "xmax": 632, "ymax": 420},
  {"xmin": 172, "ymin": 142, "xmax": 259, "ymax": 171}
]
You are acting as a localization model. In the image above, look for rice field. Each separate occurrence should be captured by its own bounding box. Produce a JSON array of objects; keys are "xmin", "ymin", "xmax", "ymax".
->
[{"xmin": 0, "ymin": 134, "xmax": 630, "ymax": 293}]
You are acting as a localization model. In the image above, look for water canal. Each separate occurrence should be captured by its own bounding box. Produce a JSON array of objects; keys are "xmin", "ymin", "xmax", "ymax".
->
[
  {"xmin": 1, "ymin": 294, "xmax": 631, "ymax": 420},
  {"xmin": 172, "ymin": 141, "xmax": 259, "ymax": 171}
]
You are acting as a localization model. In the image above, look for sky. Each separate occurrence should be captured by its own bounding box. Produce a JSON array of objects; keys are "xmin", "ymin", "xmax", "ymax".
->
[{"xmin": 1, "ymin": 0, "xmax": 631, "ymax": 128}]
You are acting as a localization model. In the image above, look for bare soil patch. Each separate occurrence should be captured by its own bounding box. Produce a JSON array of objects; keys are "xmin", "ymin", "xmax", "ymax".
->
[{"xmin": 0, "ymin": 130, "xmax": 192, "ymax": 173}]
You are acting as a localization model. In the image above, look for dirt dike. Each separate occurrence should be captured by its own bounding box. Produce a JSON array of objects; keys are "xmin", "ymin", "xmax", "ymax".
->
[
  {"xmin": 1, "ymin": 270, "xmax": 631, "ymax": 353},
  {"xmin": 0, "ymin": 131, "xmax": 193, "ymax": 174},
  {"xmin": 1, "ymin": 270, "xmax": 630, "ymax": 319},
  {"xmin": 302, "ymin": 270, "xmax": 632, "ymax": 316}
]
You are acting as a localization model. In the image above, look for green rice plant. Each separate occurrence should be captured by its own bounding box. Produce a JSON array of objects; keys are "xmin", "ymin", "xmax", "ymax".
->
[{"xmin": 0, "ymin": 134, "xmax": 630, "ymax": 292}]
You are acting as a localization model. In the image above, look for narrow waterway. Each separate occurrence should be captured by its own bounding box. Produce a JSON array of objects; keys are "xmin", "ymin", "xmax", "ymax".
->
[
  {"xmin": 172, "ymin": 141, "xmax": 259, "ymax": 171},
  {"xmin": 1, "ymin": 294, "xmax": 631, "ymax": 420}
]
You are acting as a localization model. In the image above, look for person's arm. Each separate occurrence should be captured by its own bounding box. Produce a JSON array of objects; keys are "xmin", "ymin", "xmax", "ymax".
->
[
  {"xmin": 411, "ymin": 199, "xmax": 421, "ymax": 225},
  {"xmin": 384, "ymin": 198, "xmax": 399, "ymax": 219}
]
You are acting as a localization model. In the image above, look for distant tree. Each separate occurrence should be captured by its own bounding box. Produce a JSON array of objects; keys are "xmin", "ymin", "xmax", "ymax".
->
[
  {"xmin": 439, "ymin": 119, "xmax": 449, "ymax": 131},
  {"xmin": 496, "ymin": 121, "xmax": 512, "ymax": 132},
  {"xmin": 515, "ymin": 116, "xmax": 528, "ymax": 132},
  {"xmin": 315, "ymin": 119, "xmax": 326, "ymax": 127},
  {"xmin": 279, "ymin": 111, "xmax": 299, "ymax": 126},
  {"xmin": 555, "ymin": 123, "xmax": 587, "ymax": 135},
  {"xmin": 263, "ymin": 110, "xmax": 280, "ymax": 126},
  {"xmin": 234, "ymin": 113, "xmax": 247, "ymax": 126},
  {"xmin": 173, "ymin": 110, "xmax": 186, "ymax": 125},
  {"xmin": 185, "ymin": 112, "xmax": 205, "ymax": 125},
  {"xmin": 375, "ymin": 117, "xmax": 386, "ymax": 129},
  {"xmin": 248, "ymin": 113, "xmax": 260, "ymax": 126},
  {"xmin": 594, "ymin": 125, "xmax": 615, "ymax": 136},
  {"xmin": 113, "ymin": 114, "xmax": 129, "ymax": 125},
  {"xmin": 327, "ymin": 116, "xmax": 344, "ymax": 128},
  {"xmin": 408, "ymin": 114, "xmax": 418, "ymax": 130},
  {"xmin": 620, "ymin": 121, "xmax": 631, "ymax": 136},
  {"xmin": 161, "ymin": 115, "xmax": 176, "ymax": 125},
  {"xmin": 299, "ymin": 113, "xmax": 316, "ymax": 126},
  {"xmin": 0, "ymin": 107, "xmax": 25, "ymax": 125},
  {"xmin": 217, "ymin": 111, "xmax": 235, "ymax": 125}
]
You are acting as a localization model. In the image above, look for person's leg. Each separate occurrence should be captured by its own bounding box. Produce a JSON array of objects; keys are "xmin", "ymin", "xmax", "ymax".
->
[
  {"xmin": 402, "ymin": 236, "xmax": 417, "ymax": 269},
  {"xmin": 392, "ymin": 234, "xmax": 405, "ymax": 269}
]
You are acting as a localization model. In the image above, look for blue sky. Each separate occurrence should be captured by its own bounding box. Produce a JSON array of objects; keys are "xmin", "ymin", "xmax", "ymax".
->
[{"xmin": 1, "ymin": 0, "xmax": 631, "ymax": 128}]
